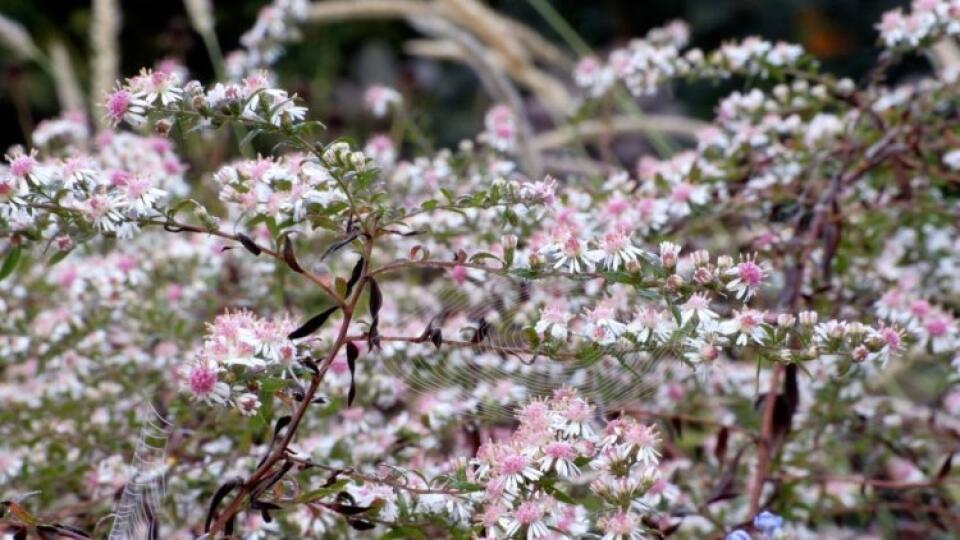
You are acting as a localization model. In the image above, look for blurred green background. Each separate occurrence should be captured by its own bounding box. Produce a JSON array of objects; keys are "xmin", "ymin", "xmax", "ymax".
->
[{"xmin": 0, "ymin": 0, "xmax": 913, "ymax": 152}]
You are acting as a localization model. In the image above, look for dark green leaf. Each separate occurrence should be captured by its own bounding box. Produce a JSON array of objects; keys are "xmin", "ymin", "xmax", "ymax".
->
[{"xmin": 0, "ymin": 246, "xmax": 22, "ymax": 281}]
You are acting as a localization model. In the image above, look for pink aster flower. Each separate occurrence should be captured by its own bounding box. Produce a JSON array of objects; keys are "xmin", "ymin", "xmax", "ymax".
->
[{"xmin": 725, "ymin": 253, "xmax": 768, "ymax": 301}]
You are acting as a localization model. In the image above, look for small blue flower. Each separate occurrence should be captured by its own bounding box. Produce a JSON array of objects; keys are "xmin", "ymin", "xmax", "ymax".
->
[
  {"xmin": 725, "ymin": 530, "xmax": 752, "ymax": 540},
  {"xmin": 753, "ymin": 510, "xmax": 784, "ymax": 536}
]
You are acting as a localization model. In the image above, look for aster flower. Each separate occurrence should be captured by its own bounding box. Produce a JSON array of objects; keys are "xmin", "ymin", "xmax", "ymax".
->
[
  {"xmin": 181, "ymin": 358, "xmax": 230, "ymax": 405},
  {"xmin": 539, "ymin": 441, "xmax": 581, "ymax": 478},
  {"xmin": 919, "ymin": 309, "xmax": 958, "ymax": 353},
  {"xmin": 720, "ymin": 309, "xmax": 768, "ymax": 346},
  {"xmin": 364, "ymin": 85, "xmax": 402, "ymax": 117},
  {"xmin": 627, "ymin": 307, "xmax": 677, "ymax": 344},
  {"xmin": 622, "ymin": 423, "xmax": 661, "ymax": 467},
  {"xmin": 499, "ymin": 500, "xmax": 550, "ymax": 540},
  {"xmin": 128, "ymin": 68, "xmax": 183, "ymax": 106},
  {"xmin": 103, "ymin": 87, "xmax": 150, "ymax": 128},
  {"xmin": 583, "ymin": 303, "xmax": 627, "ymax": 345},
  {"xmin": 541, "ymin": 230, "xmax": 596, "ymax": 274},
  {"xmin": 869, "ymin": 324, "xmax": 906, "ymax": 363},
  {"xmin": 552, "ymin": 394, "xmax": 597, "ymax": 440},
  {"xmin": 725, "ymin": 253, "xmax": 768, "ymax": 301},
  {"xmin": 5, "ymin": 148, "xmax": 51, "ymax": 185},
  {"xmin": 76, "ymin": 193, "xmax": 127, "ymax": 232},
  {"xmin": 679, "ymin": 291, "xmax": 718, "ymax": 326},
  {"xmin": 588, "ymin": 229, "xmax": 649, "ymax": 270},
  {"xmin": 481, "ymin": 104, "xmax": 517, "ymax": 152},
  {"xmin": 234, "ymin": 392, "xmax": 261, "ymax": 416},
  {"xmin": 598, "ymin": 509, "xmax": 646, "ymax": 540},
  {"xmin": 535, "ymin": 303, "xmax": 573, "ymax": 340},
  {"xmin": 495, "ymin": 450, "xmax": 543, "ymax": 493},
  {"xmin": 117, "ymin": 174, "xmax": 167, "ymax": 215}
]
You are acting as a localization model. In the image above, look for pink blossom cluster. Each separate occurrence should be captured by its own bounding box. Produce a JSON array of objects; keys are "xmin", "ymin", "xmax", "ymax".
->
[
  {"xmin": 877, "ymin": 0, "xmax": 960, "ymax": 48},
  {"xmin": 1, "ymin": 114, "xmax": 186, "ymax": 237},
  {"xmin": 470, "ymin": 389, "xmax": 662, "ymax": 539},
  {"xmin": 104, "ymin": 68, "xmax": 308, "ymax": 131}
]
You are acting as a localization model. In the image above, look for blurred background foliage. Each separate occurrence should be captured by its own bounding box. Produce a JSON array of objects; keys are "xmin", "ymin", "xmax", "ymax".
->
[{"xmin": 0, "ymin": 0, "xmax": 916, "ymax": 153}]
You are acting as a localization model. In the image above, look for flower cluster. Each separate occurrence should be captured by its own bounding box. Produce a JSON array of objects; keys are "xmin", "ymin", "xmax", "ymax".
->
[
  {"xmin": 575, "ymin": 20, "xmax": 810, "ymax": 98},
  {"xmin": 226, "ymin": 0, "xmax": 310, "ymax": 78},
  {"xmin": 877, "ymin": 0, "xmax": 960, "ymax": 49},
  {"xmin": 1, "ymin": 116, "xmax": 186, "ymax": 237},
  {"xmin": 104, "ymin": 68, "xmax": 308, "ymax": 131},
  {"xmin": 3, "ymin": 1, "xmax": 960, "ymax": 539},
  {"xmin": 470, "ymin": 389, "xmax": 663, "ymax": 539}
]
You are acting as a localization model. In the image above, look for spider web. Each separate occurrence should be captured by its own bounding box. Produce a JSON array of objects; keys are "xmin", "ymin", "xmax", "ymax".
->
[{"xmin": 107, "ymin": 402, "xmax": 172, "ymax": 540}]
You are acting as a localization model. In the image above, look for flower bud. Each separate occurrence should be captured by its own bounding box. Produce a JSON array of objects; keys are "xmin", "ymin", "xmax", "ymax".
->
[
  {"xmin": 845, "ymin": 321, "xmax": 867, "ymax": 338},
  {"xmin": 716, "ymin": 255, "xmax": 734, "ymax": 270},
  {"xmin": 776, "ymin": 313, "xmax": 796, "ymax": 328},
  {"xmin": 665, "ymin": 274, "xmax": 683, "ymax": 290},
  {"xmin": 691, "ymin": 249, "xmax": 711, "ymax": 267},
  {"xmin": 852, "ymin": 345, "xmax": 869, "ymax": 362},
  {"xmin": 699, "ymin": 343, "xmax": 719, "ymax": 362},
  {"xmin": 659, "ymin": 241, "xmax": 681, "ymax": 269},
  {"xmin": 798, "ymin": 310, "xmax": 818, "ymax": 326},
  {"xmin": 693, "ymin": 266, "xmax": 714, "ymax": 284},
  {"xmin": 54, "ymin": 235, "xmax": 73, "ymax": 251},
  {"xmin": 154, "ymin": 118, "xmax": 173, "ymax": 135},
  {"xmin": 349, "ymin": 151, "xmax": 367, "ymax": 171}
]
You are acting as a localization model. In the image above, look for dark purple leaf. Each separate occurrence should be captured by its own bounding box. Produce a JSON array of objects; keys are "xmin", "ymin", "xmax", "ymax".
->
[
  {"xmin": 368, "ymin": 278, "xmax": 382, "ymax": 319},
  {"xmin": 236, "ymin": 233, "xmax": 262, "ymax": 256},
  {"xmin": 715, "ymin": 427, "xmax": 729, "ymax": 465},
  {"xmin": 937, "ymin": 454, "xmax": 954, "ymax": 480},
  {"xmin": 204, "ymin": 477, "xmax": 243, "ymax": 532},
  {"xmin": 346, "ymin": 341, "xmax": 359, "ymax": 406},
  {"xmin": 345, "ymin": 257, "xmax": 365, "ymax": 298},
  {"xmin": 282, "ymin": 235, "xmax": 304, "ymax": 273},
  {"xmin": 320, "ymin": 232, "xmax": 359, "ymax": 261},
  {"xmin": 288, "ymin": 306, "xmax": 340, "ymax": 340},
  {"xmin": 325, "ymin": 503, "xmax": 372, "ymax": 516},
  {"xmin": 347, "ymin": 519, "xmax": 376, "ymax": 530}
]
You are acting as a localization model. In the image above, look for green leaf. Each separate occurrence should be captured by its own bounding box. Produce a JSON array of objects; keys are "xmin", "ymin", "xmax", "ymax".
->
[
  {"xmin": 0, "ymin": 246, "xmax": 22, "ymax": 281},
  {"xmin": 297, "ymin": 479, "xmax": 349, "ymax": 502},
  {"xmin": 542, "ymin": 482, "xmax": 576, "ymax": 505},
  {"xmin": 46, "ymin": 249, "xmax": 70, "ymax": 267}
]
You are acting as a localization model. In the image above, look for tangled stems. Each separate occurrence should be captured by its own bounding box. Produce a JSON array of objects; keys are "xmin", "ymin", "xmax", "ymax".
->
[{"xmin": 207, "ymin": 224, "xmax": 375, "ymax": 535}]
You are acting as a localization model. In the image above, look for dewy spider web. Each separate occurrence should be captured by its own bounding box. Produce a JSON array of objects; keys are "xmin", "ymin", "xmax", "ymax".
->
[
  {"xmin": 107, "ymin": 402, "xmax": 172, "ymax": 540},
  {"xmin": 378, "ymin": 272, "xmax": 664, "ymax": 422}
]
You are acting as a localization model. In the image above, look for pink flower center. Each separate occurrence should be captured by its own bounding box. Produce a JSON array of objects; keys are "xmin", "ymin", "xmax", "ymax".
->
[
  {"xmin": 607, "ymin": 511, "xmax": 634, "ymax": 534},
  {"xmin": 189, "ymin": 366, "xmax": 217, "ymax": 395},
  {"xmin": 881, "ymin": 328, "xmax": 902, "ymax": 349},
  {"xmin": 545, "ymin": 442, "xmax": 575, "ymax": 459},
  {"xmin": 106, "ymin": 90, "xmax": 132, "ymax": 120},
  {"xmin": 500, "ymin": 454, "xmax": 527, "ymax": 475},
  {"xmin": 9, "ymin": 155, "xmax": 34, "ymax": 177},
  {"xmin": 671, "ymin": 183, "xmax": 692, "ymax": 202},
  {"xmin": 514, "ymin": 502, "xmax": 542, "ymax": 525},
  {"xmin": 738, "ymin": 261, "xmax": 763, "ymax": 286},
  {"xmin": 925, "ymin": 318, "xmax": 948, "ymax": 337}
]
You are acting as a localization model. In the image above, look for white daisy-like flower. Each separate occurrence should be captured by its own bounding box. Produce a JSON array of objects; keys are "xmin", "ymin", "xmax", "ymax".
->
[{"xmin": 535, "ymin": 303, "xmax": 573, "ymax": 340}]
